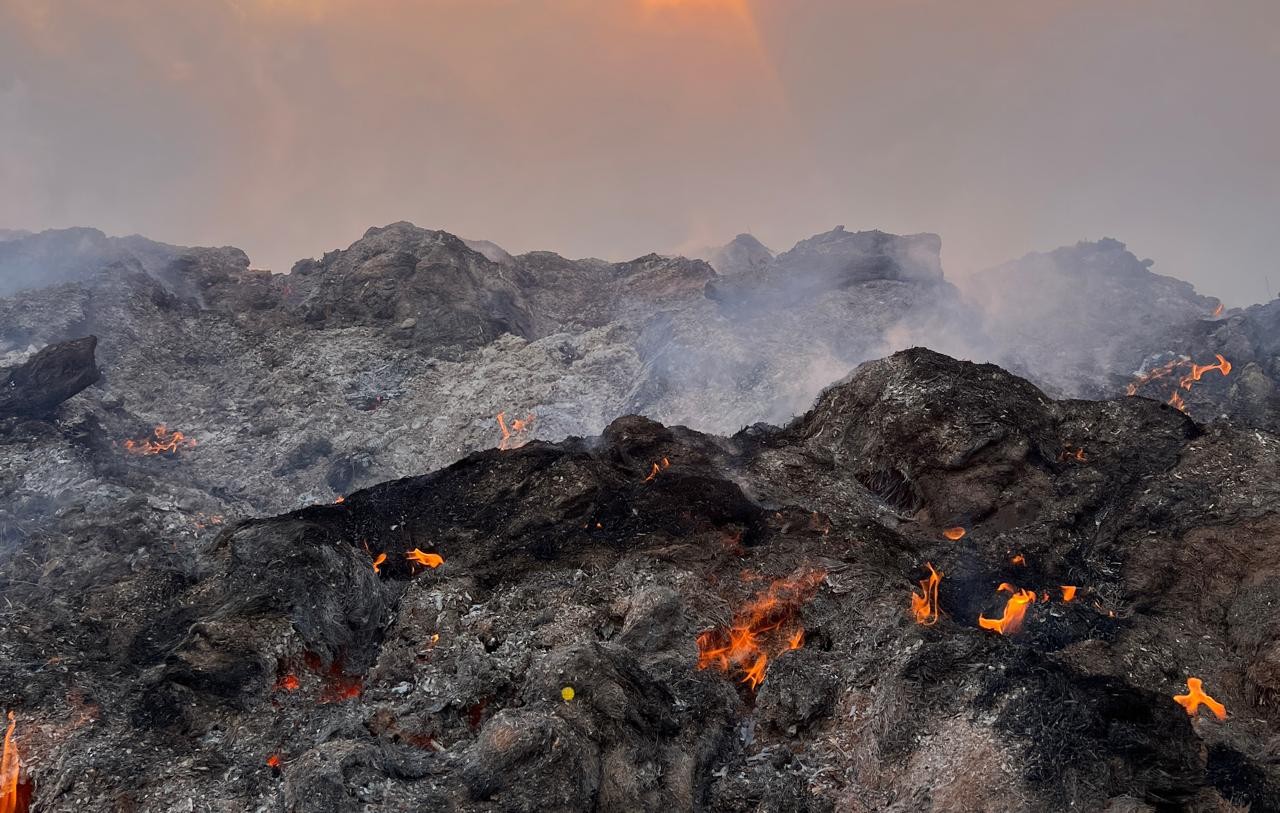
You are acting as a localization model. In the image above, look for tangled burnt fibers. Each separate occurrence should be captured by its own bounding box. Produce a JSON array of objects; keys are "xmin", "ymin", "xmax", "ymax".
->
[{"xmin": 2, "ymin": 348, "xmax": 1279, "ymax": 811}]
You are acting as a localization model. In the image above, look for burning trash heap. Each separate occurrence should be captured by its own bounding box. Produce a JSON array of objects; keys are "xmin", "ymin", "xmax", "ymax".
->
[{"xmin": 2, "ymin": 347, "xmax": 1280, "ymax": 812}]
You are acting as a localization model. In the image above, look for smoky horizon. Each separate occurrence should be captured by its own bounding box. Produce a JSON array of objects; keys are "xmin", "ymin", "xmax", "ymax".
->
[{"xmin": 2, "ymin": 1, "xmax": 1278, "ymax": 305}]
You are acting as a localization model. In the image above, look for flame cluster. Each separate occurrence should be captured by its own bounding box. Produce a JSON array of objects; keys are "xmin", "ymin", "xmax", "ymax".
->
[
  {"xmin": 696, "ymin": 568, "xmax": 825, "ymax": 689},
  {"xmin": 645, "ymin": 457, "xmax": 671, "ymax": 482},
  {"xmin": 123, "ymin": 424, "xmax": 197, "ymax": 456},
  {"xmin": 1126, "ymin": 354, "xmax": 1231, "ymax": 412},
  {"xmin": 497, "ymin": 411, "xmax": 534, "ymax": 451},
  {"xmin": 911, "ymin": 568, "xmax": 1080, "ymax": 634}
]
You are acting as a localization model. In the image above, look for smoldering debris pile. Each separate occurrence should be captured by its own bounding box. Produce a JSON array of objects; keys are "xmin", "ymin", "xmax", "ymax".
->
[
  {"xmin": 1, "ymin": 349, "xmax": 1279, "ymax": 811},
  {"xmin": 1, "ymin": 221, "xmax": 1280, "ymax": 811}
]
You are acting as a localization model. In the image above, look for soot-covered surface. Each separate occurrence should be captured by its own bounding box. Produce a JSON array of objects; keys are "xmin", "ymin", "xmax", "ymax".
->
[{"xmin": 1, "ymin": 348, "xmax": 1278, "ymax": 811}]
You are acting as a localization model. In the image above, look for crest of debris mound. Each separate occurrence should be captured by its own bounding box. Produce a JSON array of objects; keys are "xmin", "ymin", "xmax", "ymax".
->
[
  {"xmin": 698, "ymin": 233, "xmax": 774, "ymax": 276},
  {"xmin": 4, "ymin": 348, "xmax": 1279, "ymax": 812}
]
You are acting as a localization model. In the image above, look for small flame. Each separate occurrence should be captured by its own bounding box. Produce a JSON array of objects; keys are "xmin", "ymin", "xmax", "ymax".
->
[
  {"xmin": 371, "ymin": 553, "xmax": 386, "ymax": 574},
  {"xmin": 266, "ymin": 753, "xmax": 281, "ymax": 769},
  {"xmin": 1, "ymin": 711, "xmax": 31, "ymax": 813},
  {"xmin": 910, "ymin": 562, "xmax": 942, "ymax": 626},
  {"xmin": 1058, "ymin": 446, "xmax": 1087, "ymax": 462},
  {"xmin": 1173, "ymin": 677, "xmax": 1227, "ymax": 720},
  {"xmin": 978, "ymin": 583, "xmax": 1036, "ymax": 635},
  {"xmin": 1128, "ymin": 354, "xmax": 1231, "ymax": 412},
  {"xmin": 497, "ymin": 411, "xmax": 535, "ymax": 451},
  {"xmin": 787, "ymin": 628, "xmax": 804, "ymax": 650},
  {"xmin": 696, "ymin": 568, "xmax": 824, "ymax": 690},
  {"xmin": 334, "ymin": 495, "xmax": 345, "ymax": 504},
  {"xmin": 644, "ymin": 457, "xmax": 671, "ymax": 482},
  {"xmin": 406, "ymin": 549, "xmax": 444, "ymax": 569},
  {"xmin": 1010, "ymin": 554, "xmax": 1026, "ymax": 566},
  {"xmin": 1212, "ymin": 303, "xmax": 1224, "ymax": 317},
  {"xmin": 1179, "ymin": 354, "xmax": 1232, "ymax": 390},
  {"xmin": 942, "ymin": 527, "xmax": 966, "ymax": 541},
  {"xmin": 1061, "ymin": 585, "xmax": 1077, "ymax": 602},
  {"xmin": 123, "ymin": 424, "xmax": 197, "ymax": 456}
]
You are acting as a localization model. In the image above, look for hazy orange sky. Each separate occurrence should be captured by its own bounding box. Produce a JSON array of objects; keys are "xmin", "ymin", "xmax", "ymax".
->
[{"xmin": 1, "ymin": 1, "xmax": 1277, "ymax": 302}]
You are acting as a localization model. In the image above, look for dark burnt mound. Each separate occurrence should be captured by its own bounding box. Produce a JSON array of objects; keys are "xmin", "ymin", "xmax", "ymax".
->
[{"xmin": 2, "ymin": 348, "xmax": 1280, "ymax": 812}]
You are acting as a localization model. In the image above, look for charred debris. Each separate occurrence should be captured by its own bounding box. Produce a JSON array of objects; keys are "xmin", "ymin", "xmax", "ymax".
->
[
  {"xmin": 1, "ymin": 346, "xmax": 1279, "ymax": 810},
  {"xmin": 1, "ymin": 223, "xmax": 1279, "ymax": 811}
]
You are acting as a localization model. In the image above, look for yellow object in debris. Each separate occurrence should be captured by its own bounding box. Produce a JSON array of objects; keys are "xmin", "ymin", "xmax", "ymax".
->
[{"xmin": 560, "ymin": 686, "xmax": 575, "ymax": 702}]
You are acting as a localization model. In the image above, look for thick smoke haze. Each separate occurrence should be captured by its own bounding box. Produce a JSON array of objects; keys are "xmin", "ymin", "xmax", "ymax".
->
[{"xmin": 1, "ymin": 0, "xmax": 1278, "ymax": 303}]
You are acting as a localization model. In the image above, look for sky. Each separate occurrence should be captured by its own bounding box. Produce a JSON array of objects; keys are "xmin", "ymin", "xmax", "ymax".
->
[{"xmin": 1, "ymin": 0, "xmax": 1277, "ymax": 304}]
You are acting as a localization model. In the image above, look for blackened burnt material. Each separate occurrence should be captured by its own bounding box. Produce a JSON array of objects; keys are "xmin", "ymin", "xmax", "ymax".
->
[
  {"xmin": 5, "ymin": 349, "xmax": 1280, "ymax": 812},
  {"xmin": 0, "ymin": 335, "xmax": 100, "ymax": 418}
]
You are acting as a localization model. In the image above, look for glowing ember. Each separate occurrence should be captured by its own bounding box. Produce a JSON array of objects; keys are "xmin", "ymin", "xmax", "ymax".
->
[
  {"xmin": 1058, "ymin": 447, "xmax": 1087, "ymax": 462},
  {"xmin": 644, "ymin": 457, "xmax": 671, "ymax": 482},
  {"xmin": 275, "ymin": 673, "xmax": 300, "ymax": 692},
  {"xmin": 910, "ymin": 562, "xmax": 942, "ymax": 626},
  {"xmin": 123, "ymin": 424, "xmax": 197, "ymax": 456},
  {"xmin": 0, "ymin": 711, "xmax": 31, "ymax": 813},
  {"xmin": 696, "ymin": 568, "xmax": 825, "ymax": 690},
  {"xmin": 1173, "ymin": 677, "xmax": 1227, "ymax": 720},
  {"xmin": 978, "ymin": 583, "xmax": 1036, "ymax": 635},
  {"xmin": 1212, "ymin": 303, "xmax": 1224, "ymax": 317},
  {"xmin": 1010, "ymin": 554, "xmax": 1026, "ymax": 566},
  {"xmin": 942, "ymin": 527, "xmax": 966, "ymax": 541},
  {"xmin": 371, "ymin": 552, "xmax": 387, "ymax": 574},
  {"xmin": 192, "ymin": 512, "xmax": 224, "ymax": 530},
  {"xmin": 1061, "ymin": 585, "xmax": 1078, "ymax": 602},
  {"xmin": 497, "ymin": 411, "xmax": 535, "ymax": 451},
  {"xmin": 266, "ymin": 753, "xmax": 281, "ymax": 769},
  {"xmin": 406, "ymin": 549, "xmax": 444, "ymax": 569}
]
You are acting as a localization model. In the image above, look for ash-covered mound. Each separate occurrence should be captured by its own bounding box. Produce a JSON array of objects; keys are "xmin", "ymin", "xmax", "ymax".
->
[
  {"xmin": 0, "ymin": 226, "xmax": 247, "ymax": 299},
  {"xmin": 2, "ymin": 349, "xmax": 1278, "ymax": 811},
  {"xmin": 965, "ymin": 238, "xmax": 1224, "ymax": 397}
]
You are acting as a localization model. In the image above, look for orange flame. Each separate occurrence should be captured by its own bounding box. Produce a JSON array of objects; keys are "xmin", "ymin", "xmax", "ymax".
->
[
  {"xmin": 1061, "ymin": 585, "xmax": 1077, "ymax": 602},
  {"xmin": 406, "ymin": 549, "xmax": 444, "ymax": 569},
  {"xmin": 497, "ymin": 411, "xmax": 535, "ymax": 451},
  {"xmin": 275, "ymin": 673, "xmax": 299, "ymax": 692},
  {"xmin": 266, "ymin": 753, "xmax": 281, "ymax": 769},
  {"xmin": 371, "ymin": 553, "xmax": 386, "ymax": 574},
  {"xmin": 978, "ymin": 583, "xmax": 1036, "ymax": 635},
  {"xmin": 910, "ymin": 562, "xmax": 942, "ymax": 626},
  {"xmin": 1010, "ymin": 554, "xmax": 1026, "ymax": 566},
  {"xmin": 942, "ymin": 527, "xmax": 966, "ymax": 541},
  {"xmin": 1212, "ymin": 303, "xmax": 1224, "ymax": 317},
  {"xmin": 696, "ymin": 568, "xmax": 824, "ymax": 690},
  {"xmin": 787, "ymin": 628, "xmax": 804, "ymax": 650},
  {"xmin": 0, "ymin": 712, "xmax": 31, "ymax": 813},
  {"xmin": 1179, "ymin": 354, "xmax": 1231, "ymax": 390},
  {"xmin": 1128, "ymin": 354, "xmax": 1230, "ymax": 411},
  {"xmin": 123, "ymin": 424, "xmax": 197, "ymax": 456},
  {"xmin": 644, "ymin": 457, "xmax": 671, "ymax": 482},
  {"xmin": 1173, "ymin": 677, "xmax": 1227, "ymax": 720}
]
